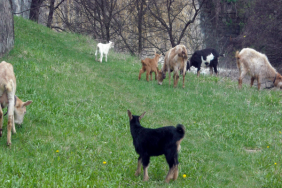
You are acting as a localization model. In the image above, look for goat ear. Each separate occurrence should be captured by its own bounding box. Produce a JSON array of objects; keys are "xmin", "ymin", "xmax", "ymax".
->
[
  {"xmin": 127, "ymin": 110, "xmax": 133, "ymax": 120},
  {"xmin": 23, "ymin": 100, "xmax": 33, "ymax": 107},
  {"xmin": 139, "ymin": 112, "xmax": 146, "ymax": 120}
]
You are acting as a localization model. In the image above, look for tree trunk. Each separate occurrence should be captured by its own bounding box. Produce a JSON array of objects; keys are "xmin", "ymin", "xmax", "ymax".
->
[
  {"xmin": 47, "ymin": 0, "xmax": 55, "ymax": 28},
  {"xmin": 29, "ymin": 0, "xmax": 44, "ymax": 22},
  {"xmin": 137, "ymin": 0, "xmax": 145, "ymax": 55},
  {"xmin": 0, "ymin": 0, "xmax": 14, "ymax": 58}
]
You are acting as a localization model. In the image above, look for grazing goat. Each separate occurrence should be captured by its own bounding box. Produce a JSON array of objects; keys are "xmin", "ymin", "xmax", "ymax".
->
[
  {"xmin": 95, "ymin": 41, "xmax": 114, "ymax": 63},
  {"xmin": 158, "ymin": 45, "xmax": 188, "ymax": 88},
  {"xmin": 0, "ymin": 61, "xmax": 32, "ymax": 146},
  {"xmin": 186, "ymin": 48, "xmax": 224, "ymax": 76},
  {"xmin": 236, "ymin": 48, "xmax": 282, "ymax": 90},
  {"xmin": 127, "ymin": 110, "xmax": 185, "ymax": 183},
  {"xmin": 138, "ymin": 51, "xmax": 162, "ymax": 81}
]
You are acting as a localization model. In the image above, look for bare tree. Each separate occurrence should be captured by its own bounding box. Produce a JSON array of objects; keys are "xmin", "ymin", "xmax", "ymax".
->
[
  {"xmin": 46, "ymin": 0, "xmax": 65, "ymax": 28},
  {"xmin": 69, "ymin": 0, "xmax": 124, "ymax": 41},
  {"xmin": 135, "ymin": 0, "xmax": 147, "ymax": 54},
  {"xmin": 29, "ymin": 0, "xmax": 45, "ymax": 22},
  {"xmin": 147, "ymin": 0, "xmax": 206, "ymax": 47},
  {"xmin": 0, "ymin": 0, "xmax": 14, "ymax": 57},
  {"xmin": 52, "ymin": 0, "xmax": 207, "ymax": 56}
]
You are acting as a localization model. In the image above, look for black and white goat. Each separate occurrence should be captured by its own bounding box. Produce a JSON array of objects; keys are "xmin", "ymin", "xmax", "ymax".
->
[
  {"xmin": 127, "ymin": 110, "xmax": 185, "ymax": 183},
  {"xmin": 186, "ymin": 48, "xmax": 224, "ymax": 76}
]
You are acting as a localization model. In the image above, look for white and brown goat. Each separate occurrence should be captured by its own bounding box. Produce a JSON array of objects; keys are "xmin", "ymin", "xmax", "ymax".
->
[
  {"xmin": 0, "ymin": 61, "xmax": 32, "ymax": 146},
  {"xmin": 138, "ymin": 51, "xmax": 162, "ymax": 81},
  {"xmin": 236, "ymin": 48, "xmax": 282, "ymax": 90},
  {"xmin": 158, "ymin": 45, "xmax": 188, "ymax": 88}
]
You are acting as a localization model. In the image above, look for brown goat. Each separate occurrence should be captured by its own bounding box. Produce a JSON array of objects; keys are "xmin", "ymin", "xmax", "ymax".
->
[
  {"xmin": 138, "ymin": 52, "xmax": 162, "ymax": 81},
  {"xmin": 236, "ymin": 48, "xmax": 282, "ymax": 90},
  {"xmin": 158, "ymin": 45, "xmax": 188, "ymax": 88}
]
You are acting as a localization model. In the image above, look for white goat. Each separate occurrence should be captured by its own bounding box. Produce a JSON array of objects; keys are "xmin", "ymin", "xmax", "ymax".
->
[
  {"xmin": 0, "ymin": 61, "xmax": 32, "ymax": 146},
  {"xmin": 236, "ymin": 48, "xmax": 282, "ymax": 90},
  {"xmin": 95, "ymin": 41, "xmax": 114, "ymax": 63}
]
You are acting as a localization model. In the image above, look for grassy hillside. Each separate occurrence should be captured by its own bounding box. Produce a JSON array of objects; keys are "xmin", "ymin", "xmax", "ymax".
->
[{"xmin": 0, "ymin": 16, "xmax": 281, "ymax": 187}]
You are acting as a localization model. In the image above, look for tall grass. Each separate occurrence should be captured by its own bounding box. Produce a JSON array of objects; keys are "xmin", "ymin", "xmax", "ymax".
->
[{"xmin": 0, "ymin": 16, "xmax": 281, "ymax": 187}]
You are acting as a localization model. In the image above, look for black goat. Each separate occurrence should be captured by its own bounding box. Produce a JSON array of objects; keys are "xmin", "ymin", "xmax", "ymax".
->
[
  {"xmin": 127, "ymin": 110, "xmax": 185, "ymax": 183},
  {"xmin": 186, "ymin": 48, "xmax": 224, "ymax": 76}
]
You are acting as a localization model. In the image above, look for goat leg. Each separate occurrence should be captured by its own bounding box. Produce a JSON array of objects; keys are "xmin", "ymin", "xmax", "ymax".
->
[
  {"xmin": 0, "ymin": 106, "xmax": 2, "ymax": 137},
  {"xmin": 138, "ymin": 69, "xmax": 145, "ymax": 80},
  {"xmin": 143, "ymin": 165, "xmax": 149, "ymax": 181},
  {"xmin": 7, "ymin": 115, "xmax": 12, "ymax": 146},
  {"xmin": 257, "ymin": 76, "xmax": 261, "ymax": 90},
  {"xmin": 165, "ymin": 165, "xmax": 177, "ymax": 183},
  {"xmin": 238, "ymin": 78, "xmax": 243, "ymax": 89},
  {"xmin": 174, "ymin": 74, "xmax": 179, "ymax": 88},
  {"xmin": 135, "ymin": 157, "xmax": 142, "ymax": 176},
  {"xmin": 173, "ymin": 165, "xmax": 179, "ymax": 180},
  {"xmin": 182, "ymin": 75, "xmax": 185, "ymax": 88}
]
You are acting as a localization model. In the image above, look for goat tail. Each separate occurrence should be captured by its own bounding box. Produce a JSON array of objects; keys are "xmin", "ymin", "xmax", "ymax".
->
[
  {"xmin": 235, "ymin": 51, "xmax": 240, "ymax": 69},
  {"xmin": 176, "ymin": 124, "xmax": 185, "ymax": 138},
  {"xmin": 141, "ymin": 60, "xmax": 148, "ymax": 66}
]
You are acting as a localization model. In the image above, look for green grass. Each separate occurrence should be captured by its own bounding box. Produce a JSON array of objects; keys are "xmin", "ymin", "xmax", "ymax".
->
[{"xmin": 0, "ymin": 16, "xmax": 282, "ymax": 187}]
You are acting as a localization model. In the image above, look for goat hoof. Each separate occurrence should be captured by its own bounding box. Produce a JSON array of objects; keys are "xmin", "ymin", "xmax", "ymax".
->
[
  {"xmin": 7, "ymin": 142, "xmax": 11, "ymax": 146},
  {"xmin": 143, "ymin": 176, "xmax": 149, "ymax": 181},
  {"xmin": 134, "ymin": 172, "xmax": 140, "ymax": 176}
]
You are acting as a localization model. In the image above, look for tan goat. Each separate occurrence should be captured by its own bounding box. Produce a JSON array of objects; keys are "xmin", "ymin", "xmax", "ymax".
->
[
  {"xmin": 157, "ymin": 45, "xmax": 188, "ymax": 88},
  {"xmin": 0, "ymin": 61, "xmax": 32, "ymax": 146},
  {"xmin": 138, "ymin": 52, "xmax": 162, "ymax": 81},
  {"xmin": 236, "ymin": 48, "xmax": 282, "ymax": 90}
]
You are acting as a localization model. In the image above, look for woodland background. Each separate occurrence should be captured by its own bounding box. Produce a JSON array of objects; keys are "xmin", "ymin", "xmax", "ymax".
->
[{"xmin": 2, "ymin": 0, "xmax": 282, "ymax": 71}]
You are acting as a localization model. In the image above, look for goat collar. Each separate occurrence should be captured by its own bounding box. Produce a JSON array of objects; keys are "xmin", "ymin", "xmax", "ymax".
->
[{"xmin": 273, "ymin": 74, "xmax": 277, "ymax": 84}]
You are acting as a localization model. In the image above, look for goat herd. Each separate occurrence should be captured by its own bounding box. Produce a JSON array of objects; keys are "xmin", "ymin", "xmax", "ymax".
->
[
  {"xmin": 139, "ymin": 44, "xmax": 282, "ymax": 90},
  {"xmin": 97, "ymin": 41, "xmax": 282, "ymax": 183},
  {"xmin": 0, "ymin": 40, "xmax": 281, "ymax": 184}
]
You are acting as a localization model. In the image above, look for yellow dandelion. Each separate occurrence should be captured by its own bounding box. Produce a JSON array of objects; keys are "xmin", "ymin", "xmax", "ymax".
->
[
  {"xmin": 183, "ymin": 174, "xmax": 187, "ymax": 178},
  {"xmin": 244, "ymin": 36, "xmax": 246, "ymax": 37},
  {"xmin": 275, "ymin": 163, "xmax": 277, "ymax": 165},
  {"xmin": 56, "ymin": 150, "xmax": 59, "ymax": 153},
  {"xmin": 267, "ymin": 146, "xmax": 269, "ymax": 148},
  {"xmin": 103, "ymin": 161, "xmax": 107, "ymax": 164},
  {"xmin": 279, "ymin": 131, "xmax": 281, "ymax": 134}
]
